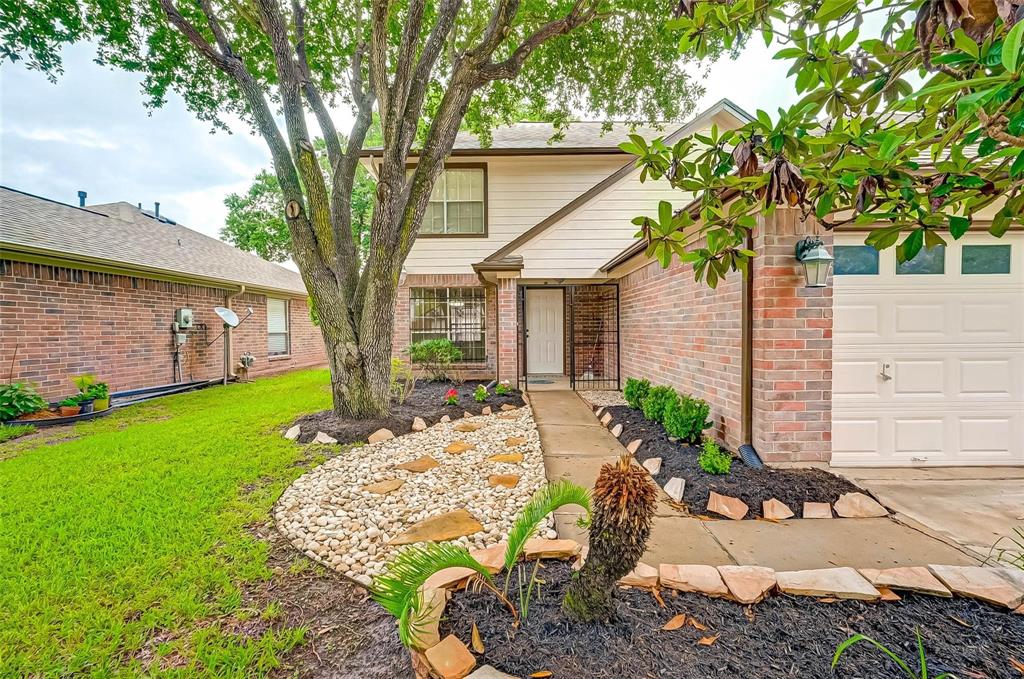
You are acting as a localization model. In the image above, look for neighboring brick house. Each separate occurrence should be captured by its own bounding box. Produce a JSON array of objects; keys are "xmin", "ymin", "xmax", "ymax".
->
[
  {"xmin": 364, "ymin": 98, "xmax": 1022, "ymax": 468},
  {"xmin": 1, "ymin": 186, "xmax": 326, "ymax": 400}
]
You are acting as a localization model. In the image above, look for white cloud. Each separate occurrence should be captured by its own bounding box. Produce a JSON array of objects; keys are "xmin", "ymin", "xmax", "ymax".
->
[{"xmin": 8, "ymin": 126, "xmax": 120, "ymax": 150}]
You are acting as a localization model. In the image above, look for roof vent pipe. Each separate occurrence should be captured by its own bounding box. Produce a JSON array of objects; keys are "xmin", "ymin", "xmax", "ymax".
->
[
  {"xmin": 77, "ymin": 190, "xmax": 87, "ymax": 207},
  {"xmin": 155, "ymin": 202, "xmax": 161, "ymax": 218}
]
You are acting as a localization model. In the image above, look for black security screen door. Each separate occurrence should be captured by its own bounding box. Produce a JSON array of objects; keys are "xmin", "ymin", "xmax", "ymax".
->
[{"xmin": 568, "ymin": 284, "xmax": 620, "ymax": 391}]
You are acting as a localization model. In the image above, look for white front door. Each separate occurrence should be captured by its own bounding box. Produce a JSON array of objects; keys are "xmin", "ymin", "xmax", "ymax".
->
[
  {"xmin": 526, "ymin": 288, "xmax": 564, "ymax": 374},
  {"xmin": 832, "ymin": 232, "xmax": 1024, "ymax": 467}
]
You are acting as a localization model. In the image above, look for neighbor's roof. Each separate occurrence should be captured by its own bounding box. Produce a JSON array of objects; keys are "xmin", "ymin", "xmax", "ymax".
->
[{"xmin": 0, "ymin": 186, "xmax": 308, "ymax": 296}]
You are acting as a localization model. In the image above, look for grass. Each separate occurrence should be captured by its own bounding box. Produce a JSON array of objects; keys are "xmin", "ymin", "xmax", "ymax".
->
[
  {"xmin": 0, "ymin": 423, "xmax": 35, "ymax": 443},
  {"xmin": 0, "ymin": 369, "xmax": 333, "ymax": 676}
]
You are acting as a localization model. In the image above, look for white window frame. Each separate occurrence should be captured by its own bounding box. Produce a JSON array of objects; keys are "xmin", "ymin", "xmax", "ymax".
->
[
  {"xmin": 267, "ymin": 298, "xmax": 290, "ymax": 356},
  {"xmin": 419, "ymin": 165, "xmax": 487, "ymax": 237}
]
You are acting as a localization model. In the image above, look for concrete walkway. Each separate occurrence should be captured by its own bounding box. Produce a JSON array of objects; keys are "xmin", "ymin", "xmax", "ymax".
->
[{"xmin": 530, "ymin": 390, "xmax": 977, "ymax": 570}]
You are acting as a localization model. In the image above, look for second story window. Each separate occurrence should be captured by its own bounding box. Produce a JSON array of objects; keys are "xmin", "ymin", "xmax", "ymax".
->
[{"xmin": 421, "ymin": 167, "xmax": 486, "ymax": 236}]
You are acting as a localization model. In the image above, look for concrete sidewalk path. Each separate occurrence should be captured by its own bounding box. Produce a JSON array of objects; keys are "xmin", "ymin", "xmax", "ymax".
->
[{"xmin": 530, "ymin": 390, "xmax": 977, "ymax": 569}]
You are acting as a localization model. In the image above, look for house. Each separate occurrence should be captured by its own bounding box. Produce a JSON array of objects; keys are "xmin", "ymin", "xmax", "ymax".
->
[
  {"xmin": 0, "ymin": 186, "xmax": 325, "ymax": 399},
  {"xmin": 366, "ymin": 99, "xmax": 1023, "ymax": 468}
]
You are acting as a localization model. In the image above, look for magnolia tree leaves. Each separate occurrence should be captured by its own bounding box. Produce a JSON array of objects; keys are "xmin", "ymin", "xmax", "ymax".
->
[{"xmin": 626, "ymin": 0, "xmax": 1024, "ymax": 287}]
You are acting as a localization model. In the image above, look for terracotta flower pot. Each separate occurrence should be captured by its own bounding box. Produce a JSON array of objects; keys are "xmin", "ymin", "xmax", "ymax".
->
[{"xmin": 59, "ymin": 405, "xmax": 81, "ymax": 417}]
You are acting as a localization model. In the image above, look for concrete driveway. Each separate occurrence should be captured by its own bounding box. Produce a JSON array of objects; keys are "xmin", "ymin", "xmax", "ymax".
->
[{"xmin": 834, "ymin": 466, "xmax": 1024, "ymax": 561}]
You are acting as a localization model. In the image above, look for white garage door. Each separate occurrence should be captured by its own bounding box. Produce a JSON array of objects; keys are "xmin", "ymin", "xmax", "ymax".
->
[{"xmin": 832, "ymin": 232, "xmax": 1024, "ymax": 467}]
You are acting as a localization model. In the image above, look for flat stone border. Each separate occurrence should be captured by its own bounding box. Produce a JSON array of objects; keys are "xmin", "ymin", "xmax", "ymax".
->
[{"xmin": 274, "ymin": 406, "xmax": 550, "ymax": 584}]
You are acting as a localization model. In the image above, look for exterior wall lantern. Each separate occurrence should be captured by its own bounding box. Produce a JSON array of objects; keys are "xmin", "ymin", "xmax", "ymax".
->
[{"xmin": 795, "ymin": 236, "xmax": 834, "ymax": 288}]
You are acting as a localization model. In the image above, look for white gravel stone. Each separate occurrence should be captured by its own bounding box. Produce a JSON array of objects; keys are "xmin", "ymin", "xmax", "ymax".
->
[
  {"xmin": 577, "ymin": 390, "xmax": 628, "ymax": 407},
  {"xmin": 275, "ymin": 406, "xmax": 548, "ymax": 582}
]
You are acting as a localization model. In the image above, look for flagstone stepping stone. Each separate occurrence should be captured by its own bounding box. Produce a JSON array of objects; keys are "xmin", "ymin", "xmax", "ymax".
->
[
  {"xmin": 869, "ymin": 566, "xmax": 951, "ymax": 597},
  {"xmin": 708, "ymin": 491, "xmax": 748, "ymax": 520},
  {"xmin": 803, "ymin": 502, "xmax": 833, "ymax": 519},
  {"xmin": 467, "ymin": 665, "xmax": 517, "ymax": 678},
  {"xmin": 523, "ymin": 538, "xmax": 582, "ymax": 560},
  {"xmin": 469, "ymin": 543, "xmax": 507, "ymax": 574},
  {"xmin": 412, "ymin": 417, "xmax": 427, "ymax": 432},
  {"xmin": 455, "ymin": 422, "xmax": 484, "ymax": 432},
  {"xmin": 362, "ymin": 478, "xmax": 405, "ymax": 495},
  {"xmin": 445, "ymin": 441, "xmax": 476, "ymax": 455},
  {"xmin": 284, "ymin": 424, "xmax": 301, "ymax": 440},
  {"xmin": 488, "ymin": 474, "xmax": 520, "ymax": 489},
  {"xmin": 313, "ymin": 431, "xmax": 337, "ymax": 444},
  {"xmin": 611, "ymin": 423, "xmax": 623, "ymax": 437},
  {"xmin": 619, "ymin": 562, "xmax": 659, "ymax": 588},
  {"xmin": 487, "ymin": 452, "xmax": 523, "ymax": 464},
  {"xmin": 410, "ymin": 587, "xmax": 449, "ymax": 650},
  {"xmin": 396, "ymin": 455, "xmax": 440, "ymax": 473},
  {"xmin": 600, "ymin": 412, "xmax": 613, "ymax": 426},
  {"xmin": 500, "ymin": 404, "xmax": 518, "ymax": 411},
  {"xmin": 878, "ymin": 587, "xmax": 901, "ymax": 601},
  {"xmin": 718, "ymin": 565, "xmax": 776, "ymax": 604},
  {"xmin": 505, "ymin": 436, "xmax": 528, "ymax": 447},
  {"xmin": 664, "ymin": 477, "xmax": 686, "ymax": 503},
  {"xmin": 390, "ymin": 509, "xmax": 484, "ymax": 546},
  {"xmin": 425, "ymin": 634, "xmax": 476, "ymax": 679},
  {"xmin": 762, "ymin": 498, "xmax": 795, "ymax": 521},
  {"xmin": 776, "ymin": 567, "xmax": 879, "ymax": 601},
  {"xmin": 928, "ymin": 564, "xmax": 1024, "ymax": 609},
  {"xmin": 481, "ymin": 406, "xmax": 492, "ymax": 415},
  {"xmin": 440, "ymin": 415, "xmax": 451, "ymax": 423},
  {"xmin": 422, "ymin": 567, "xmax": 478, "ymax": 591},
  {"xmin": 1015, "ymin": 603, "xmax": 1023, "ymax": 615},
  {"xmin": 833, "ymin": 492, "xmax": 887, "ymax": 518},
  {"xmin": 595, "ymin": 407, "xmax": 605, "ymax": 418},
  {"xmin": 368, "ymin": 428, "xmax": 395, "ymax": 443},
  {"xmin": 497, "ymin": 413, "xmax": 518, "ymax": 420},
  {"xmin": 463, "ymin": 411, "xmax": 474, "ymax": 419},
  {"xmin": 626, "ymin": 439, "xmax": 642, "ymax": 454},
  {"xmin": 659, "ymin": 564, "xmax": 729, "ymax": 597},
  {"xmin": 642, "ymin": 457, "xmax": 662, "ymax": 475}
]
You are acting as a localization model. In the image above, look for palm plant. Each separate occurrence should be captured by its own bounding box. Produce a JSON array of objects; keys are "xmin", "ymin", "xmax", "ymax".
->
[
  {"xmin": 503, "ymin": 480, "xmax": 591, "ymax": 577},
  {"xmin": 832, "ymin": 630, "xmax": 956, "ymax": 679},
  {"xmin": 371, "ymin": 542, "xmax": 494, "ymax": 648},
  {"xmin": 563, "ymin": 455, "xmax": 657, "ymax": 621}
]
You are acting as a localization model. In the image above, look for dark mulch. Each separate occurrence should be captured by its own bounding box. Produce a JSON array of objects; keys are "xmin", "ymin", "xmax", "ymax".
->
[
  {"xmin": 293, "ymin": 380, "xmax": 525, "ymax": 446},
  {"xmin": 607, "ymin": 405, "xmax": 863, "ymax": 519},
  {"xmin": 443, "ymin": 561, "xmax": 1024, "ymax": 679}
]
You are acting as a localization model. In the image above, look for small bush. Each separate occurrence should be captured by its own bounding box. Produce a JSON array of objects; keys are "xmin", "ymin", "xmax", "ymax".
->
[
  {"xmin": 408, "ymin": 339, "xmax": 463, "ymax": 381},
  {"xmin": 474, "ymin": 384, "xmax": 488, "ymax": 403},
  {"xmin": 443, "ymin": 388, "xmax": 458, "ymax": 405},
  {"xmin": 663, "ymin": 394, "xmax": 712, "ymax": 443},
  {"xmin": 389, "ymin": 358, "xmax": 416, "ymax": 404},
  {"xmin": 623, "ymin": 378, "xmax": 650, "ymax": 410},
  {"xmin": 0, "ymin": 383, "xmax": 49, "ymax": 422},
  {"xmin": 698, "ymin": 438, "xmax": 733, "ymax": 475},
  {"xmin": 640, "ymin": 385, "xmax": 677, "ymax": 423},
  {"xmin": 494, "ymin": 380, "xmax": 512, "ymax": 396}
]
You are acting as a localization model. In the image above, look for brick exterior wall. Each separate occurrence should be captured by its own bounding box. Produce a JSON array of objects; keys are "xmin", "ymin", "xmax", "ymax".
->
[
  {"xmin": 496, "ymin": 277, "xmax": 518, "ymax": 385},
  {"xmin": 750, "ymin": 210, "xmax": 833, "ymax": 463},
  {"xmin": 392, "ymin": 273, "xmax": 497, "ymax": 381},
  {"xmin": 618, "ymin": 257, "xmax": 744, "ymax": 451},
  {"xmin": 0, "ymin": 259, "xmax": 326, "ymax": 400}
]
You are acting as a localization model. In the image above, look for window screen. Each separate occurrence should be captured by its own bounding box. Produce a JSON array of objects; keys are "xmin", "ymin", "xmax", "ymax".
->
[
  {"xmin": 267, "ymin": 298, "xmax": 290, "ymax": 356},
  {"xmin": 410, "ymin": 287, "xmax": 486, "ymax": 361},
  {"xmin": 419, "ymin": 168, "xmax": 485, "ymax": 235}
]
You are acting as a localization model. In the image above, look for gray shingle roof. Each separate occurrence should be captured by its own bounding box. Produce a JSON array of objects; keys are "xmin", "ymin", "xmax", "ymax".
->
[
  {"xmin": 450, "ymin": 122, "xmax": 674, "ymax": 151},
  {"xmin": 0, "ymin": 186, "xmax": 307, "ymax": 296}
]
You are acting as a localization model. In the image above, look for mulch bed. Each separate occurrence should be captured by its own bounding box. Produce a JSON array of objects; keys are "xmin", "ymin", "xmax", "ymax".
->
[
  {"xmin": 443, "ymin": 561, "xmax": 1024, "ymax": 679},
  {"xmin": 606, "ymin": 405, "xmax": 864, "ymax": 519},
  {"xmin": 293, "ymin": 380, "xmax": 525, "ymax": 446}
]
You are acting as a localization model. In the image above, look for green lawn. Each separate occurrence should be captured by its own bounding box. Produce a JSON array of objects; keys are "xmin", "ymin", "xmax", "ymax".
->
[{"xmin": 0, "ymin": 369, "xmax": 334, "ymax": 676}]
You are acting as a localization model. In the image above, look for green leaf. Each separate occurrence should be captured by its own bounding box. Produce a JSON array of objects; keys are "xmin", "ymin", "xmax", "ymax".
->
[
  {"xmin": 814, "ymin": 0, "xmax": 856, "ymax": 23},
  {"xmin": 953, "ymin": 29, "xmax": 979, "ymax": 59},
  {"xmin": 948, "ymin": 215, "xmax": 971, "ymax": 238},
  {"xmin": 1002, "ymin": 20, "xmax": 1024, "ymax": 73},
  {"xmin": 897, "ymin": 229, "xmax": 923, "ymax": 263},
  {"xmin": 504, "ymin": 480, "xmax": 591, "ymax": 573},
  {"xmin": 1011, "ymin": 149, "xmax": 1024, "ymax": 178}
]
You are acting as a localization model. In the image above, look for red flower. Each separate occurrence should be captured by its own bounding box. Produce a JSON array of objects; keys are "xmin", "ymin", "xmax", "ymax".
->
[{"xmin": 445, "ymin": 388, "xmax": 457, "ymax": 397}]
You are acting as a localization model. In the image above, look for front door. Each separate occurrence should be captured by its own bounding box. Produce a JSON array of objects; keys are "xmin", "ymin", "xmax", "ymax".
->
[{"xmin": 526, "ymin": 288, "xmax": 564, "ymax": 374}]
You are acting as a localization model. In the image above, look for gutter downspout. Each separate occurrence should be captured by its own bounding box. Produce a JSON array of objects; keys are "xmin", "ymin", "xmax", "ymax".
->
[
  {"xmin": 739, "ymin": 232, "xmax": 764, "ymax": 468},
  {"xmin": 224, "ymin": 285, "xmax": 245, "ymax": 385}
]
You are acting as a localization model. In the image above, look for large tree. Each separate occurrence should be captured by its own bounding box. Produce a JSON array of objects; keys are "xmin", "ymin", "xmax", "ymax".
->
[
  {"xmin": 624, "ymin": 0, "xmax": 1024, "ymax": 285},
  {"xmin": 4, "ymin": 0, "xmax": 712, "ymax": 417}
]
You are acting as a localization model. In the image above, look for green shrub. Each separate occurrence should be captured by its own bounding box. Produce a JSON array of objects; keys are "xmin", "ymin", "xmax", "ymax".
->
[
  {"xmin": 0, "ymin": 383, "xmax": 49, "ymax": 422},
  {"xmin": 663, "ymin": 394, "xmax": 712, "ymax": 443},
  {"xmin": 494, "ymin": 380, "xmax": 512, "ymax": 396},
  {"xmin": 473, "ymin": 384, "xmax": 488, "ymax": 403},
  {"xmin": 698, "ymin": 438, "xmax": 733, "ymax": 475},
  {"xmin": 623, "ymin": 378, "xmax": 650, "ymax": 410},
  {"xmin": 640, "ymin": 385, "xmax": 677, "ymax": 423},
  {"xmin": 407, "ymin": 339, "xmax": 463, "ymax": 381}
]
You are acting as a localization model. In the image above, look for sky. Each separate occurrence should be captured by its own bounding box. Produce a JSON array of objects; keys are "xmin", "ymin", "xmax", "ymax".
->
[{"xmin": 0, "ymin": 37, "xmax": 797, "ymax": 243}]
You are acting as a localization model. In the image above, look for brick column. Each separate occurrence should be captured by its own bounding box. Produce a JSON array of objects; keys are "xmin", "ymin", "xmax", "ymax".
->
[
  {"xmin": 750, "ymin": 208, "xmax": 833, "ymax": 463},
  {"xmin": 496, "ymin": 274, "xmax": 519, "ymax": 386}
]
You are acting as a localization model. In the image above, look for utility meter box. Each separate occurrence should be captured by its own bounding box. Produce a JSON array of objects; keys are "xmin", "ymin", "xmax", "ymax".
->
[{"xmin": 175, "ymin": 308, "xmax": 194, "ymax": 329}]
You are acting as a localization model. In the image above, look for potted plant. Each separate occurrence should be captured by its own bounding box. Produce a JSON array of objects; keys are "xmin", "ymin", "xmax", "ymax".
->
[
  {"xmin": 87, "ymin": 382, "xmax": 110, "ymax": 411},
  {"xmin": 58, "ymin": 397, "xmax": 81, "ymax": 417},
  {"xmin": 70, "ymin": 374, "xmax": 97, "ymax": 414}
]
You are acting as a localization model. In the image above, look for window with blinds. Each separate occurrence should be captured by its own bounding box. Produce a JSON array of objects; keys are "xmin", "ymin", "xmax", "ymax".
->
[
  {"xmin": 420, "ymin": 167, "xmax": 486, "ymax": 235},
  {"xmin": 410, "ymin": 287, "xmax": 486, "ymax": 361},
  {"xmin": 267, "ymin": 298, "xmax": 290, "ymax": 356}
]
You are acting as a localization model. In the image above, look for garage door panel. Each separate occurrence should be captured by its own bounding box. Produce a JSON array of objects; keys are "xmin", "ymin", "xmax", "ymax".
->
[{"xmin": 832, "ymin": 233, "xmax": 1023, "ymax": 466}]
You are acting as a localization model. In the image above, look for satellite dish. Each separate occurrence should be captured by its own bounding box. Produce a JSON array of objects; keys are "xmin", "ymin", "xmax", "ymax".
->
[{"xmin": 214, "ymin": 306, "xmax": 240, "ymax": 328}]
